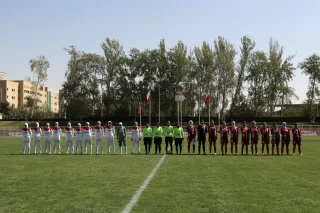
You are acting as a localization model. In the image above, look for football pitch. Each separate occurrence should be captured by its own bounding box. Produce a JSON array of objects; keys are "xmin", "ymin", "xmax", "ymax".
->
[{"xmin": 0, "ymin": 137, "xmax": 320, "ymax": 213}]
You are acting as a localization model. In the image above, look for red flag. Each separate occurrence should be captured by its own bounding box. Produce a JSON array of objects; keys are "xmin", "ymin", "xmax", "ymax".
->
[
  {"xmin": 146, "ymin": 91, "xmax": 151, "ymax": 105},
  {"xmin": 205, "ymin": 94, "xmax": 210, "ymax": 105},
  {"xmin": 138, "ymin": 102, "xmax": 141, "ymax": 114}
]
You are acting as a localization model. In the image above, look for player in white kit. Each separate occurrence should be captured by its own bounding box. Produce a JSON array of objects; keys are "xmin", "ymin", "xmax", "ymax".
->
[
  {"xmin": 131, "ymin": 122, "xmax": 141, "ymax": 154},
  {"xmin": 105, "ymin": 121, "xmax": 115, "ymax": 154},
  {"xmin": 43, "ymin": 123, "xmax": 53, "ymax": 154},
  {"xmin": 53, "ymin": 122, "xmax": 62, "ymax": 154},
  {"xmin": 32, "ymin": 122, "xmax": 42, "ymax": 154},
  {"xmin": 22, "ymin": 123, "xmax": 32, "ymax": 154},
  {"xmin": 95, "ymin": 121, "xmax": 104, "ymax": 154},
  {"xmin": 83, "ymin": 122, "xmax": 93, "ymax": 154},
  {"xmin": 65, "ymin": 122, "xmax": 75, "ymax": 154},
  {"xmin": 75, "ymin": 123, "xmax": 83, "ymax": 154}
]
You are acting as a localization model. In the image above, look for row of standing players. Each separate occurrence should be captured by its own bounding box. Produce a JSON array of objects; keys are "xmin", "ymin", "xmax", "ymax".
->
[{"xmin": 21, "ymin": 119, "xmax": 302, "ymax": 156}]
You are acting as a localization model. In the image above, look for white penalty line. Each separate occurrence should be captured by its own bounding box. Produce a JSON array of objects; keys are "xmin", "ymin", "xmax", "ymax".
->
[{"xmin": 121, "ymin": 154, "xmax": 167, "ymax": 213}]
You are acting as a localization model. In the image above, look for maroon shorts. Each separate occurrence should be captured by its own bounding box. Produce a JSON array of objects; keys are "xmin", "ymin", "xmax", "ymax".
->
[
  {"xmin": 293, "ymin": 140, "xmax": 302, "ymax": 145},
  {"xmin": 230, "ymin": 139, "xmax": 238, "ymax": 144},
  {"xmin": 262, "ymin": 139, "xmax": 270, "ymax": 144},
  {"xmin": 281, "ymin": 140, "xmax": 290, "ymax": 145},
  {"xmin": 251, "ymin": 140, "xmax": 258, "ymax": 145},
  {"xmin": 220, "ymin": 139, "xmax": 228, "ymax": 144}
]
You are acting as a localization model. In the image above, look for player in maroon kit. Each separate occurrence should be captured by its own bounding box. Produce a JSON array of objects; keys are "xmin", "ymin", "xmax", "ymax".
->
[
  {"xmin": 292, "ymin": 123, "xmax": 302, "ymax": 155},
  {"xmin": 187, "ymin": 120, "xmax": 197, "ymax": 154},
  {"xmin": 220, "ymin": 121, "xmax": 229, "ymax": 155},
  {"xmin": 280, "ymin": 122, "xmax": 290, "ymax": 155},
  {"xmin": 271, "ymin": 123, "xmax": 280, "ymax": 155},
  {"xmin": 208, "ymin": 120, "xmax": 217, "ymax": 155},
  {"xmin": 241, "ymin": 121, "xmax": 250, "ymax": 155},
  {"xmin": 260, "ymin": 122, "xmax": 270, "ymax": 155},
  {"xmin": 249, "ymin": 121, "xmax": 259, "ymax": 155},
  {"xmin": 229, "ymin": 121, "xmax": 239, "ymax": 155}
]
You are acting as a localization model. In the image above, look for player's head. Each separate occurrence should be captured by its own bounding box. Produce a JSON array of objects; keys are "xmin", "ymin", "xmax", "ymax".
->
[
  {"xmin": 242, "ymin": 121, "xmax": 246, "ymax": 127},
  {"xmin": 67, "ymin": 122, "xmax": 71, "ymax": 127},
  {"xmin": 134, "ymin": 122, "xmax": 138, "ymax": 126},
  {"xmin": 273, "ymin": 122, "xmax": 277, "ymax": 128},
  {"xmin": 146, "ymin": 122, "xmax": 149, "ymax": 127},
  {"xmin": 24, "ymin": 123, "xmax": 28, "ymax": 128},
  {"xmin": 167, "ymin": 121, "xmax": 171, "ymax": 126},
  {"xmin": 189, "ymin": 120, "xmax": 193, "ymax": 126},
  {"xmin": 55, "ymin": 122, "xmax": 59, "ymax": 127},
  {"xmin": 263, "ymin": 122, "xmax": 267, "ymax": 128},
  {"xmin": 35, "ymin": 122, "xmax": 39, "ymax": 127},
  {"xmin": 108, "ymin": 121, "xmax": 112, "ymax": 125},
  {"xmin": 97, "ymin": 121, "xmax": 101, "ymax": 126},
  {"xmin": 46, "ymin": 123, "xmax": 50, "ymax": 127},
  {"xmin": 210, "ymin": 120, "xmax": 214, "ymax": 125},
  {"xmin": 86, "ymin": 122, "xmax": 90, "ymax": 126},
  {"xmin": 294, "ymin": 122, "xmax": 298, "ymax": 128},
  {"xmin": 251, "ymin": 120, "xmax": 256, "ymax": 126},
  {"xmin": 119, "ymin": 122, "xmax": 122, "ymax": 126},
  {"xmin": 77, "ymin": 123, "xmax": 81, "ymax": 128},
  {"xmin": 282, "ymin": 122, "xmax": 286, "ymax": 127},
  {"xmin": 231, "ymin": 121, "xmax": 235, "ymax": 126}
]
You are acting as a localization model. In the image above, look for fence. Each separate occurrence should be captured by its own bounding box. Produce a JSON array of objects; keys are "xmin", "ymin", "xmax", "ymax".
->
[{"xmin": 2, "ymin": 125, "xmax": 320, "ymax": 137}]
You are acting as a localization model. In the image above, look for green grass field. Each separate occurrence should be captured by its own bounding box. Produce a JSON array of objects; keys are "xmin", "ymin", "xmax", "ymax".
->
[{"xmin": 0, "ymin": 136, "xmax": 319, "ymax": 213}]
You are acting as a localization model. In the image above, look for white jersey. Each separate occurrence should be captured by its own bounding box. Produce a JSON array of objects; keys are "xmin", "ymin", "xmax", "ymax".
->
[
  {"xmin": 53, "ymin": 127, "xmax": 62, "ymax": 140},
  {"xmin": 22, "ymin": 128, "xmax": 32, "ymax": 139},
  {"xmin": 131, "ymin": 127, "xmax": 141, "ymax": 139},
  {"xmin": 43, "ymin": 127, "xmax": 53, "ymax": 139},
  {"xmin": 94, "ymin": 126, "xmax": 104, "ymax": 139},
  {"xmin": 75, "ymin": 128, "xmax": 83, "ymax": 140},
  {"xmin": 83, "ymin": 127, "xmax": 92, "ymax": 138},
  {"xmin": 65, "ymin": 127, "xmax": 75, "ymax": 140},
  {"xmin": 33, "ymin": 127, "xmax": 42, "ymax": 138},
  {"xmin": 105, "ymin": 125, "xmax": 115, "ymax": 137}
]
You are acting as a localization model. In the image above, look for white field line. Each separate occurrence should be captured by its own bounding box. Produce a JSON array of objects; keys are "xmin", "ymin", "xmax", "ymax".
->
[{"xmin": 121, "ymin": 155, "xmax": 167, "ymax": 213}]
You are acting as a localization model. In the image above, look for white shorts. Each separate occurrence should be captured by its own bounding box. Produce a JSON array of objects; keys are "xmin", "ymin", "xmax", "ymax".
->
[{"xmin": 54, "ymin": 139, "xmax": 60, "ymax": 144}]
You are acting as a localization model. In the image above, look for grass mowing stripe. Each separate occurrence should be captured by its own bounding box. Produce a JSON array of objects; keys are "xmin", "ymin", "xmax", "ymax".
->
[{"xmin": 121, "ymin": 154, "xmax": 167, "ymax": 213}]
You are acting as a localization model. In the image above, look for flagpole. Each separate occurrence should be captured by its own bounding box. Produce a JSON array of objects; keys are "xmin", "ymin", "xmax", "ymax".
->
[
  {"xmin": 149, "ymin": 90, "xmax": 151, "ymax": 125},
  {"xmin": 159, "ymin": 85, "xmax": 160, "ymax": 123},
  {"xmin": 140, "ymin": 94, "xmax": 142, "ymax": 130},
  {"xmin": 208, "ymin": 90, "xmax": 210, "ymax": 125},
  {"xmin": 198, "ymin": 87, "xmax": 200, "ymax": 124}
]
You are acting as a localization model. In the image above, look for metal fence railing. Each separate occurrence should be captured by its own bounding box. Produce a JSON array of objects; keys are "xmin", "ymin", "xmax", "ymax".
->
[{"xmin": 2, "ymin": 125, "xmax": 320, "ymax": 137}]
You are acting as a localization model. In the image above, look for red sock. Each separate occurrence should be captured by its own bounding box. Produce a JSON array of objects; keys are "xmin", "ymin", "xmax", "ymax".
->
[{"xmin": 192, "ymin": 145, "xmax": 195, "ymax": 153}]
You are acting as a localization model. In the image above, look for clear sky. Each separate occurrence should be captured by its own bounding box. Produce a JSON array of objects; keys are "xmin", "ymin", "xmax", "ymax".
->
[{"xmin": 1, "ymin": 0, "xmax": 319, "ymax": 103}]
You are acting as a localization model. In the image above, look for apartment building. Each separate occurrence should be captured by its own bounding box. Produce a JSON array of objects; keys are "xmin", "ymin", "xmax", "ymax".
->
[{"xmin": 0, "ymin": 79, "xmax": 60, "ymax": 113}]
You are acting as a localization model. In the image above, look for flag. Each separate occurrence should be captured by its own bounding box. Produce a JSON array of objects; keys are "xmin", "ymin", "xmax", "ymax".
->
[
  {"xmin": 204, "ymin": 94, "xmax": 210, "ymax": 105},
  {"xmin": 138, "ymin": 102, "xmax": 141, "ymax": 114},
  {"xmin": 146, "ymin": 91, "xmax": 151, "ymax": 105}
]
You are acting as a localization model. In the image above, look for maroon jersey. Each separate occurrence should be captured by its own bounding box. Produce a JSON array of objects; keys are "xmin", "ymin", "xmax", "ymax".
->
[
  {"xmin": 292, "ymin": 128, "xmax": 301, "ymax": 143},
  {"xmin": 271, "ymin": 128, "xmax": 280, "ymax": 144},
  {"xmin": 76, "ymin": 128, "xmax": 82, "ymax": 132},
  {"xmin": 208, "ymin": 125, "xmax": 217, "ymax": 142},
  {"xmin": 229, "ymin": 126, "xmax": 239, "ymax": 143},
  {"xmin": 187, "ymin": 125, "xmax": 196, "ymax": 140},
  {"xmin": 220, "ymin": 126, "xmax": 229, "ymax": 143},
  {"xmin": 84, "ymin": 126, "xmax": 92, "ymax": 130},
  {"xmin": 250, "ymin": 126, "xmax": 259, "ymax": 143},
  {"xmin": 281, "ymin": 127, "xmax": 290, "ymax": 143},
  {"xmin": 260, "ymin": 127, "xmax": 270, "ymax": 143},
  {"xmin": 241, "ymin": 127, "xmax": 249, "ymax": 144},
  {"xmin": 44, "ymin": 127, "xmax": 52, "ymax": 131},
  {"xmin": 65, "ymin": 127, "xmax": 74, "ymax": 131},
  {"xmin": 33, "ymin": 127, "xmax": 40, "ymax": 131},
  {"xmin": 95, "ymin": 126, "xmax": 103, "ymax": 130},
  {"xmin": 106, "ymin": 125, "xmax": 114, "ymax": 129}
]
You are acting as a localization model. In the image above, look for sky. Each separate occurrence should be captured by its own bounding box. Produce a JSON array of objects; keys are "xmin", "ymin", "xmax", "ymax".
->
[{"xmin": 1, "ymin": 0, "xmax": 319, "ymax": 103}]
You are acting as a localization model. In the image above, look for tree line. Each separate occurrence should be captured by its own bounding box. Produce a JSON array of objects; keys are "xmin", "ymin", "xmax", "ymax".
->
[{"xmin": 1, "ymin": 36, "xmax": 320, "ymax": 121}]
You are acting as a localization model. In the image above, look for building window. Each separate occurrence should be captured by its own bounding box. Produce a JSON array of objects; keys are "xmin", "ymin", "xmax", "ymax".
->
[{"xmin": 24, "ymin": 90, "xmax": 29, "ymax": 93}]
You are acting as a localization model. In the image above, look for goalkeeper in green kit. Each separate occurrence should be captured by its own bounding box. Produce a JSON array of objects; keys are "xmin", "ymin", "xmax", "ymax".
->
[
  {"xmin": 117, "ymin": 122, "xmax": 127, "ymax": 154},
  {"xmin": 143, "ymin": 123, "xmax": 153, "ymax": 154}
]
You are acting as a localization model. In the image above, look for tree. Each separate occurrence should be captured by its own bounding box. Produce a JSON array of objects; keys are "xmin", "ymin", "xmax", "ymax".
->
[
  {"xmin": 299, "ymin": 53, "xmax": 320, "ymax": 117},
  {"xmin": 29, "ymin": 55, "xmax": 49, "ymax": 119},
  {"xmin": 230, "ymin": 36, "xmax": 255, "ymax": 115},
  {"xmin": 0, "ymin": 101, "xmax": 11, "ymax": 118}
]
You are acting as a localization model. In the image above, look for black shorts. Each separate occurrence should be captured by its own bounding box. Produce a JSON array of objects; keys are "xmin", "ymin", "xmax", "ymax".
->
[
  {"xmin": 165, "ymin": 137, "xmax": 173, "ymax": 144},
  {"xmin": 198, "ymin": 137, "xmax": 206, "ymax": 145},
  {"xmin": 154, "ymin": 137, "xmax": 162, "ymax": 145},
  {"xmin": 175, "ymin": 138, "xmax": 183, "ymax": 145},
  {"xmin": 144, "ymin": 138, "xmax": 152, "ymax": 145}
]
